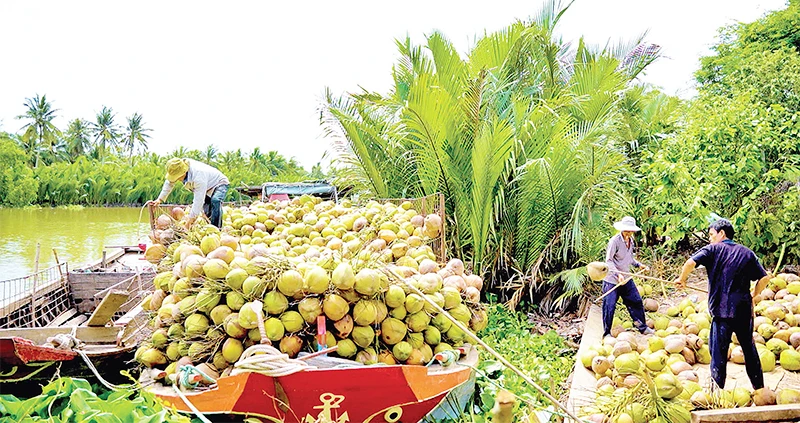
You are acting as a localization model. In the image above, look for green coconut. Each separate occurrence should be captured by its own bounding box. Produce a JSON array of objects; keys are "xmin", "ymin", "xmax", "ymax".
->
[
  {"xmin": 424, "ymin": 326, "xmax": 441, "ymax": 345},
  {"xmin": 446, "ymin": 325, "xmax": 466, "ymax": 343},
  {"xmin": 353, "ymin": 300, "xmax": 378, "ymax": 326},
  {"xmin": 238, "ymin": 302, "xmax": 261, "ymax": 329},
  {"xmin": 281, "ymin": 311, "xmax": 305, "ymax": 333},
  {"xmin": 332, "ymin": 262, "xmax": 355, "ymax": 290},
  {"xmin": 449, "ymin": 304, "xmax": 471, "ymax": 323},
  {"xmin": 354, "ymin": 268, "xmax": 381, "ymax": 297},
  {"xmin": 225, "ymin": 268, "xmax": 248, "ymax": 290},
  {"xmin": 140, "ymin": 348, "xmax": 167, "ymax": 367},
  {"xmin": 406, "ymin": 332, "xmax": 425, "ymax": 349},
  {"xmin": 203, "ymin": 259, "xmax": 230, "ymax": 280},
  {"xmin": 304, "ymin": 265, "xmax": 330, "ymax": 294},
  {"xmin": 210, "ymin": 304, "xmax": 233, "ymax": 326},
  {"xmin": 381, "ymin": 318, "xmax": 408, "ymax": 345},
  {"xmin": 333, "ymin": 315, "xmax": 354, "ymax": 338},
  {"xmin": 167, "ymin": 323, "xmax": 185, "ymax": 338},
  {"xmin": 356, "ymin": 348, "xmax": 378, "ymax": 365},
  {"xmin": 441, "ymin": 287, "xmax": 462, "ymax": 309},
  {"xmin": 323, "ymin": 294, "xmax": 349, "ymax": 321},
  {"xmin": 195, "ymin": 289, "xmax": 221, "ymax": 314},
  {"xmin": 298, "ymin": 297, "xmax": 322, "ymax": 324},
  {"xmin": 372, "ymin": 300, "xmax": 388, "ymax": 324},
  {"xmin": 779, "ymin": 348, "xmax": 800, "ymax": 371},
  {"xmin": 263, "ymin": 291, "xmax": 289, "ymax": 315},
  {"xmin": 385, "ymin": 285, "xmax": 406, "ymax": 309},
  {"xmin": 405, "ymin": 294, "xmax": 425, "ymax": 314},
  {"xmin": 264, "ymin": 318, "xmax": 285, "ymax": 341},
  {"xmin": 406, "ymin": 311, "xmax": 431, "ymax": 333},
  {"xmin": 166, "ymin": 342, "xmax": 181, "ymax": 361},
  {"xmin": 226, "ymin": 291, "xmax": 246, "ymax": 311},
  {"xmin": 654, "ymin": 373, "xmax": 683, "ymax": 399},
  {"xmin": 432, "ymin": 313, "xmax": 453, "ymax": 332},
  {"xmin": 222, "ymin": 338, "xmax": 244, "ymax": 363},
  {"xmin": 188, "ymin": 342, "xmax": 207, "ymax": 361},
  {"xmin": 337, "ymin": 339, "xmax": 358, "ymax": 358},
  {"xmin": 278, "ymin": 269, "xmax": 304, "ymax": 297},
  {"xmin": 390, "ymin": 306, "xmax": 407, "ymax": 320},
  {"xmin": 777, "ymin": 388, "xmax": 800, "ymax": 405},
  {"xmin": 392, "ymin": 341, "xmax": 413, "ymax": 362},
  {"xmin": 645, "ymin": 351, "xmax": 668, "ymax": 372},
  {"xmin": 759, "ymin": 347, "xmax": 776, "ymax": 371},
  {"xmin": 184, "ymin": 313, "xmax": 210, "ymax": 336},
  {"xmin": 242, "ymin": 276, "xmax": 266, "ymax": 298},
  {"xmin": 151, "ymin": 329, "xmax": 169, "ymax": 348},
  {"xmin": 614, "ymin": 352, "xmax": 640, "ymax": 375},
  {"xmin": 200, "ymin": 234, "xmax": 221, "ymax": 255},
  {"xmin": 352, "ymin": 326, "xmax": 375, "ymax": 348}
]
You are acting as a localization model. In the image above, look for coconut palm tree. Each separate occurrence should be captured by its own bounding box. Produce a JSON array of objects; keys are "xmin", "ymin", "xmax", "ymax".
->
[
  {"xmin": 121, "ymin": 113, "xmax": 152, "ymax": 160},
  {"xmin": 63, "ymin": 118, "xmax": 93, "ymax": 160},
  {"xmin": 204, "ymin": 145, "xmax": 219, "ymax": 163},
  {"xmin": 323, "ymin": 1, "xmax": 661, "ymax": 309},
  {"xmin": 90, "ymin": 106, "xmax": 121, "ymax": 161},
  {"xmin": 16, "ymin": 94, "xmax": 61, "ymax": 167}
]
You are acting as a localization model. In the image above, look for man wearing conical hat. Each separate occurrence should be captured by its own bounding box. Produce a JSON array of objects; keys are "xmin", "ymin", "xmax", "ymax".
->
[
  {"xmin": 602, "ymin": 216, "xmax": 654, "ymax": 337},
  {"xmin": 148, "ymin": 158, "xmax": 229, "ymax": 228}
]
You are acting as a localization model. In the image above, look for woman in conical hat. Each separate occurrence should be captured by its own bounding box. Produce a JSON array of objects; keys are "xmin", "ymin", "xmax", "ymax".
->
[{"xmin": 601, "ymin": 216, "xmax": 654, "ymax": 337}]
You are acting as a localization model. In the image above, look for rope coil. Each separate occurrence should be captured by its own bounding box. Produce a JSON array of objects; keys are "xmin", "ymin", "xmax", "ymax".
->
[{"xmin": 231, "ymin": 344, "xmax": 314, "ymax": 377}]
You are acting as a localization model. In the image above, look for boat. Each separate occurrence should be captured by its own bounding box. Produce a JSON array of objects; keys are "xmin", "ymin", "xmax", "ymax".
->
[
  {"xmin": 0, "ymin": 249, "xmax": 155, "ymax": 391},
  {"xmin": 149, "ymin": 345, "xmax": 478, "ymax": 423}
]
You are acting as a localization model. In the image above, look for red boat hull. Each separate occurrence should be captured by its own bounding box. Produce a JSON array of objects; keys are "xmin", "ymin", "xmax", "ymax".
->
[{"xmin": 153, "ymin": 349, "xmax": 477, "ymax": 423}]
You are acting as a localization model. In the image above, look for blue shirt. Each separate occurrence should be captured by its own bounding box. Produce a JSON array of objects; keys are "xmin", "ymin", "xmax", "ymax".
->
[{"xmin": 691, "ymin": 240, "xmax": 767, "ymax": 318}]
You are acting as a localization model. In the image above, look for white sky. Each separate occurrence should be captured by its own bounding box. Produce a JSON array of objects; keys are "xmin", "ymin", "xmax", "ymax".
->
[{"xmin": 0, "ymin": 1, "xmax": 786, "ymax": 170}]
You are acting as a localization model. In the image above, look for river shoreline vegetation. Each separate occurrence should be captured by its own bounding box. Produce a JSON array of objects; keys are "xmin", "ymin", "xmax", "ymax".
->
[{"xmin": 1, "ymin": 2, "xmax": 800, "ymax": 421}]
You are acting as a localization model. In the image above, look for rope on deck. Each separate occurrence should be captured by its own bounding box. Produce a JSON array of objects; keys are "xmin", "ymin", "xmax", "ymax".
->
[{"xmin": 231, "ymin": 344, "xmax": 313, "ymax": 377}]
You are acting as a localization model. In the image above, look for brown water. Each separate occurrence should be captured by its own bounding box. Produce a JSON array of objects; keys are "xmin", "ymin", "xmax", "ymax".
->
[{"xmin": 0, "ymin": 207, "xmax": 150, "ymax": 281}]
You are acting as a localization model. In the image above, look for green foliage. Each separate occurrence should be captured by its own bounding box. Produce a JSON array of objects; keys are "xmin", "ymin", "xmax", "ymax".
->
[
  {"xmin": 0, "ymin": 137, "xmax": 39, "ymax": 206},
  {"xmin": 472, "ymin": 304, "xmax": 574, "ymax": 418},
  {"xmin": 0, "ymin": 377, "xmax": 189, "ymax": 423},
  {"xmin": 323, "ymin": 2, "xmax": 658, "ymax": 294}
]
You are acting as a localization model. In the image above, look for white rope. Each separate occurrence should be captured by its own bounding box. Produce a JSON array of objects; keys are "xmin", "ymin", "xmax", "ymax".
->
[
  {"xmin": 76, "ymin": 350, "xmax": 128, "ymax": 391},
  {"xmin": 172, "ymin": 384, "xmax": 213, "ymax": 423},
  {"xmin": 231, "ymin": 344, "xmax": 314, "ymax": 377}
]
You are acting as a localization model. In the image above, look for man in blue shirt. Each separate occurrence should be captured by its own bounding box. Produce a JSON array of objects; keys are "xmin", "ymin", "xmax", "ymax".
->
[{"xmin": 674, "ymin": 219, "xmax": 772, "ymax": 390}]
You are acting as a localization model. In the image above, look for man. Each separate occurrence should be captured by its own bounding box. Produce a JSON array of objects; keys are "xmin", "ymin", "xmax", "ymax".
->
[
  {"xmin": 148, "ymin": 158, "xmax": 229, "ymax": 228},
  {"xmin": 674, "ymin": 218, "xmax": 771, "ymax": 390},
  {"xmin": 602, "ymin": 216, "xmax": 654, "ymax": 337}
]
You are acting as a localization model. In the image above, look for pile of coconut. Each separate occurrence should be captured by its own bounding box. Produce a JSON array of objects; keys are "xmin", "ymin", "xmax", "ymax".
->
[
  {"xmin": 578, "ymin": 274, "xmax": 800, "ymax": 423},
  {"xmin": 138, "ymin": 196, "xmax": 487, "ymax": 385}
]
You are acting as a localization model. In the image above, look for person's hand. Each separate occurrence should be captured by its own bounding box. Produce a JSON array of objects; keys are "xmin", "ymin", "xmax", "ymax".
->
[
  {"xmin": 617, "ymin": 274, "xmax": 625, "ymax": 285},
  {"xmin": 640, "ymin": 265, "xmax": 650, "ymax": 272},
  {"xmin": 673, "ymin": 278, "xmax": 686, "ymax": 289},
  {"xmin": 146, "ymin": 199, "xmax": 161, "ymax": 207},
  {"xmin": 184, "ymin": 216, "xmax": 196, "ymax": 230}
]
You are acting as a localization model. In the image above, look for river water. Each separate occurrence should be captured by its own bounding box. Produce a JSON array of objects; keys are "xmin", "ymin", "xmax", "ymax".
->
[{"xmin": 0, "ymin": 207, "xmax": 150, "ymax": 281}]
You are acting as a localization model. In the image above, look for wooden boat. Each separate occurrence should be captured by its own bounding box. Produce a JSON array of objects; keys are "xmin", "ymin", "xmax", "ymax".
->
[
  {"xmin": 0, "ymin": 250, "xmax": 155, "ymax": 391},
  {"xmin": 149, "ymin": 346, "xmax": 478, "ymax": 423}
]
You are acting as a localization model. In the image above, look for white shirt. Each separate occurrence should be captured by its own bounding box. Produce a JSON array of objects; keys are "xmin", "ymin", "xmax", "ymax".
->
[{"xmin": 157, "ymin": 159, "xmax": 229, "ymax": 217}]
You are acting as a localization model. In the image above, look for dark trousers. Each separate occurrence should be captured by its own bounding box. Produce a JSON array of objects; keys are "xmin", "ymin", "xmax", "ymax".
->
[
  {"xmin": 203, "ymin": 184, "xmax": 228, "ymax": 228},
  {"xmin": 602, "ymin": 280, "xmax": 647, "ymax": 336},
  {"xmin": 710, "ymin": 316, "xmax": 763, "ymax": 390}
]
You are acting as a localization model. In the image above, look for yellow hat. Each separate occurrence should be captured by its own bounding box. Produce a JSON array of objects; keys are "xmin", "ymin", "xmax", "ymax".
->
[{"xmin": 165, "ymin": 158, "xmax": 189, "ymax": 183}]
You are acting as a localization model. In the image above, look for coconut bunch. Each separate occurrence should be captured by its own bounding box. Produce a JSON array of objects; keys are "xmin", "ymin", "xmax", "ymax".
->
[
  {"xmin": 138, "ymin": 196, "xmax": 487, "ymax": 385},
  {"xmin": 748, "ymin": 273, "xmax": 800, "ymax": 373}
]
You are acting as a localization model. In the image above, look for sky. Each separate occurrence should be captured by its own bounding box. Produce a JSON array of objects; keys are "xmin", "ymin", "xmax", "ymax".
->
[{"xmin": 0, "ymin": 1, "xmax": 787, "ymax": 170}]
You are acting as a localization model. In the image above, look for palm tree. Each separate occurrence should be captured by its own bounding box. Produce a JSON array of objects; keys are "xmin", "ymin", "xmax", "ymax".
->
[
  {"xmin": 90, "ymin": 106, "xmax": 121, "ymax": 161},
  {"xmin": 16, "ymin": 94, "xmax": 61, "ymax": 167},
  {"xmin": 121, "ymin": 113, "xmax": 152, "ymax": 160},
  {"xmin": 63, "ymin": 118, "xmax": 93, "ymax": 160},
  {"xmin": 323, "ymin": 1, "xmax": 661, "ymax": 309},
  {"xmin": 204, "ymin": 145, "xmax": 218, "ymax": 163}
]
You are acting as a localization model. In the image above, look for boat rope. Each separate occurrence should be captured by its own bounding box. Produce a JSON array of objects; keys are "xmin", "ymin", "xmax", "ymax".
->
[
  {"xmin": 177, "ymin": 364, "xmax": 217, "ymax": 390},
  {"xmin": 425, "ymin": 349, "xmax": 461, "ymax": 367},
  {"xmin": 136, "ymin": 202, "xmax": 149, "ymax": 241},
  {"xmin": 76, "ymin": 350, "xmax": 130, "ymax": 391},
  {"xmin": 172, "ymin": 384, "xmax": 213, "ymax": 423},
  {"xmin": 231, "ymin": 344, "xmax": 313, "ymax": 377}
]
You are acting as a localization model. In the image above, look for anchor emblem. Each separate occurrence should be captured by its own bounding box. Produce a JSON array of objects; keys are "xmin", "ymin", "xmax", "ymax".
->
[{"xmin": 302, "ymin": 393, "xmax": 349, "ymax": 423}]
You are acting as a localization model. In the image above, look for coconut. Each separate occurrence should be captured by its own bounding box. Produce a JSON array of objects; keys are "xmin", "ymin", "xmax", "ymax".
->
[
  {"xmin": 790, "ymin": 332, "xmax": 800, "ymax": 349},
  {"xmin": 333, "ymin": 314, "xmax": 354, "ymax": 338},
  {"xmin": 449, "ymin": 304, "xmax": 471, "ymax": 323},
  {"xmin": 777, "ymin": 388, "xmax": 800, "ymax": 405},
  {"xmin": 695, "ymin": 345, "xmax": 711, "ymax": 364},
  {"xmin": 238, "ymin": 302, "xmax": 261, "ymax": 329},
  {"xmin": 664, "ymin": 335, "xmax": 686, "ymax": 353},
  {"xmin": 281, "ymin": 311, "xmax": 305, "ymax": 333},
  {"xmin": 470, "ymin": 308, "xmax": 488, "ymax": 332},
  {"xmin": 645, "ymin": 351, "xmax": 668, "ymax": 372},
  {"xmin": 195, "ymin": 289, "xmax": 221, "ymax": 314},
  {"xmin": 167, "ymin": 323, "xmax": 184, "ymax": 338},
  {"xmin": 677, "ymin": 370, "xmax": 698, "ymax": 383},
  {"xmin": 441, "ymin": 287, "xmax": 462, "ymax": 309},
  {"xmin": 184, "ymin": 313, "xmax": 210, "ymax": 336},
  {"xmin": 643, "ymin": 299, "xmax": 658, "ymax": 312},
  {"xmin": 780, "ymin": 348, "xmax": 800, "ymax": 371},
  {"xmin": 758, "ymin": 347, "xmax": 776, "ymax": 371},
  {"xmin": 385, "ymin": 285, "xmax": 407, "ymax": 309},
  {"xmin": 390, "ymin": 306, "xmax": 407, "ymax": 320},
  {"xmin": 614, "ymin": 352, "xmax": 640, "ymax": 375},
  {"xmin": 323, "ymin": 294, "xmax": 349, "ymax": 321},
  {"xmin": 356, "ymin": 348, "xmax": 378, "ymax": 365},
  {"xmin": 280, "ymin": 335, "xmax": 303, "ymax": 358},
  {"xmin": 464, "ymin": 274, "xmax": 483, "ymax": 291},
  {"xmin": 648, "ymin": 336, "xmax": 665, "ymax": 352},
  {"xmin": 299, "ymin": 268, "xmax": 329, "ymax": 297},
  {"xmin": 224, "ymin": 314, "xmax": 247, "ymax": 338},
  {"xmin": 242, "ymin": 276, "xmax": 266, "ymax": 298},
  {"xmin": 392, "ymin": 341, "xmax": 413, "ymax": 362},
  {"xmin": 654, "ymin": 373, "xmax": 683, "ymax": 399},
  {"xmin": 465, "ymin": 286, "xmax": 481, "ymax": 303},
  {"xmin": 372, "ymin": 299, "xmax": 388, "ymax": 324},
  {"xmin": 264, "ymin": 317, "xmax": 285, "ymax": 341},
  {"xmin": 297, "ymin": 297, "xmax": 322, "ymax": 324},
  {"xmin": 681, "ymin": 347, "xmax": 697, "ymax": 365},
  {"xmin": 222, "ymin": 338, "xmax": 244, "ymax": 363},
  {"xmin": 354, "ymin": 268, "xmax": 381, "ymax": 297},
  {"xmin": 226, "ymin": 291, "xmax": 246, "ymax": 311},
  {"xmin": 423, "ymin": 214, "xmax": 442, "ymax": 238},
  {"xmin": 332, "ymin": 262, "xmax": 355, "ymax": 290},
  {"xmin": 352, "ymin": 326, "xmax": 375, "ymax": 348},
  {"xmin": 381, "ymin": 318, "xmax": 408, "ymax": 345},
  {"xmin": 263, "ymin": 291, "xmax": 289, "ymax": 315},
  {"xmin": 407, "ymin": 311, "xmax": 431, "ymax": 333},
  {"xmin": 612, "ymin": 341, "xmax": 632, "ymax": 357},
  {"xmin": 244, "ymin": 256, "xmax": 270, "ymax": 276},
  {"xmin": 151, "ymin": 329, "xmax": 169, "ymax": 348},
  {"xmin": 405, "ymin": 294, "xmax": 425, "ymax": 314},
  {"xmin": 224, "ymin": 269, "xmax": 248, "ymax": 291},
  {"xmin": 591, "ymin": 356, "xmax": 612, "ymax": 375},
  {"xmin": 766, "ymin": 338, "xmax": 789, "ymax": 356},
  {"xmin": 276, "ymin": 270, "xmax": 303, "ymax": 297},
  {"xmin": 145, "ymin": 244, "xmax": 167, "ymax": 263},
  {"xmin": 140, "ymin": 348, "xmax": 167, "ymax": 367},
  {"xmin": 753, "ymin": 387, "xmax": 777, "ymax": 406}
]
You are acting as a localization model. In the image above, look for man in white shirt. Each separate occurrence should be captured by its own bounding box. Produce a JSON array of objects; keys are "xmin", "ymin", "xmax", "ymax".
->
[{"xmin": 148, "ymin": 158, "xmax": 230, "ymax": 228}]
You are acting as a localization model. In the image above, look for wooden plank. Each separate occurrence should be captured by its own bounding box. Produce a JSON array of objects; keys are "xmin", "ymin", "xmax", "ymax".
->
[
  {"xmin": 692, "ymin": 404, "xmax": 800, "ymax": 422},
  {"xmin": 45, "ymin": 308, "xmax": 78, "ymax": 327},
  {"xmin": 86, "ymin": 290, "xmax": 129, "ymax": 326},
  {"xmin": 0, "ymin": 326, "xmax": 120, "ymax": 344},
  {"xmin": 64, "ymin": 314, "xmax": 88, "ymax": 327}
]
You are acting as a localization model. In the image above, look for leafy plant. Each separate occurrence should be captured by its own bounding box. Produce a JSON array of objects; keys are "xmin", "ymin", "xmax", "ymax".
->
[{"xmin": 0, "ymin": 377, "xmax": 190, "ymax": 423}]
